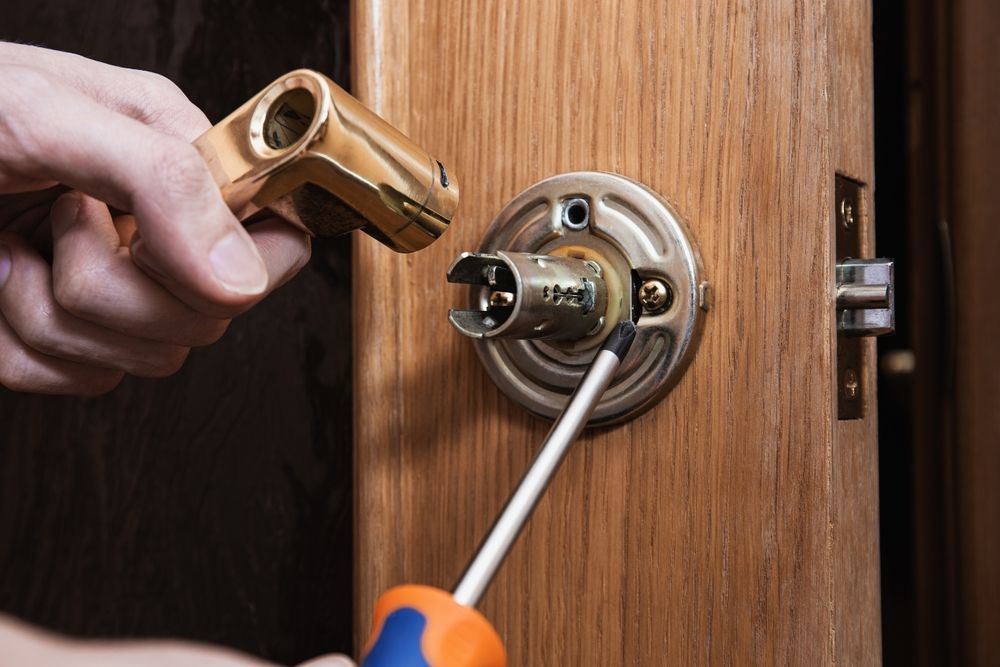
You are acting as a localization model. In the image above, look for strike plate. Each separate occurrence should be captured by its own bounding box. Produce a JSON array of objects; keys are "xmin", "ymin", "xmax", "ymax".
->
[
  {"xmin": 834, "ymin": 174, "xmax": 899, "ymax": 420},
  {"xmin": 836, "ymin": 175, "xmax": 865, "ymax": 419}
]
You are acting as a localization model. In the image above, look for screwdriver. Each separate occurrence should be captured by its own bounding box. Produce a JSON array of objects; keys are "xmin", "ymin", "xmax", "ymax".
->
[{"xmin": 360, "ymin": 320, "xmax": 638, "ymax": 667}]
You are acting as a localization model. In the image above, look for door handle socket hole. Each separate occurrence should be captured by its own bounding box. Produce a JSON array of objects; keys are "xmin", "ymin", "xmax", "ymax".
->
[
  {"xmin": 262, "ymin": 88, "xmax": 316, "ymax": 149},
  {"xmin": 250, "ymin": 78, "xmax": 322, "ymax": 156}
]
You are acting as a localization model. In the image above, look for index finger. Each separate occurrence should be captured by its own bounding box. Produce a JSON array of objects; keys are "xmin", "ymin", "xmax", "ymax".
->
[
  {"xmin": 0, "ymin": 65, "xmax": 268, "ymax": 313},
  {"xmin": 0, "ymin": 42, "xmax": 211, "ymax": 141}
]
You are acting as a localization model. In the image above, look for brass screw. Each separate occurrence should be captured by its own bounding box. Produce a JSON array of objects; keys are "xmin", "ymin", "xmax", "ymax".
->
[
  {"xmin": 489, "ymin": 291, "xmax": 515, "ymax": 307},
  {"xmin": 843, "ymin": 368, "xmax": 859, "ymax": 401},
  {"xmin": 639, "ymin": 279, "xmax": 672, "ymax": 313},
  {"xmin": 840, "ymin": 198, "xmax": 855, "ymax": 229}
]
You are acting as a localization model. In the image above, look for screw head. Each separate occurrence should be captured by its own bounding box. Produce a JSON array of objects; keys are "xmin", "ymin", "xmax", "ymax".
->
[
  {"xmin": 843, "ymin": 368, "xmax": 859, "ymax": 400},
  {"xmin": 840, "ymin": 198, "xmax": 855, "ymax": 229},
  {"xmin": 639, "ymin": 279, "xmax": 672, "ymax": 313},
  {"xmin": 489, "ymin": 290, "xmax": 514, "ymax": 307}
]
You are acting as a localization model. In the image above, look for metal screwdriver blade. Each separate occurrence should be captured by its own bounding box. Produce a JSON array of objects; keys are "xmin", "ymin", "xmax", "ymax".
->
[{"xmin": 452, "ymin": 321, "xmax": 637, "ymax": 607}]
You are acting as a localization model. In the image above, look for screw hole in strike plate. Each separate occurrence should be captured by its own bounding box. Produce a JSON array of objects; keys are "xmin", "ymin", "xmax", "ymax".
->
[{"xmin": 561, "ymin": 198, "xmax": 590, "ymax": 230}]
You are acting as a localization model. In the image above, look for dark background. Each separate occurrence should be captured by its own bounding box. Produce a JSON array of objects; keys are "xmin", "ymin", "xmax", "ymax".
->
[
  {"xmin": 873, "ymin": 0, "xmax": 916, "ymax": 662},
  {"xmin": 0, "ymin": 1, "xmax": 354, "ymax": 663},
  {"xmin": 875, "ymin": 0, "xmax": 1000, "ymax": 664}
]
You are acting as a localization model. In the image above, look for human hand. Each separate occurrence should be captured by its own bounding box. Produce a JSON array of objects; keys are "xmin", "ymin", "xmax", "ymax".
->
[
  {"xmin": 0, "ymin": 614, "xmax": 355, "ymax": 666},
  {"xmin": 0, "ymin": 43, "xmax": 312, "ymax": 395}
]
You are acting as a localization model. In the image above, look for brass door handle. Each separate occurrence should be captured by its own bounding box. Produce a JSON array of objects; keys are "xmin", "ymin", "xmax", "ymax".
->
[{"xmin": 193, "ymin": 69, "xmax": 458, "ymax": 253}]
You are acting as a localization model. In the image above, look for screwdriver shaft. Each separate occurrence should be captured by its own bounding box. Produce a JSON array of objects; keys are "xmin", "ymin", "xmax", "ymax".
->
[{"xmin": 451, "ymin": 321, "xmax": 637, "ymax": 608}]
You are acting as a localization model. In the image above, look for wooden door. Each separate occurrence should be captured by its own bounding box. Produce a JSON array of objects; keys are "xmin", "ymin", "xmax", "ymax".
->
[{"xmin": 352, "ymin": 1, "xmax": 881, "ymax": 664}]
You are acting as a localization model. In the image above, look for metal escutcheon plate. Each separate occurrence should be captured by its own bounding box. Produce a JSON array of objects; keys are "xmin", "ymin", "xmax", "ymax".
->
[{"xmin": 469, "ymin": 171, "xmax": 708, "ymax": 425}]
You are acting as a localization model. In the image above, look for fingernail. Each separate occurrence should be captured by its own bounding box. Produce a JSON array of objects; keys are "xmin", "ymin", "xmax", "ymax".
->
[
  {"xmin": 0, "ymin": 245, "xmax": 11, "ymax": 288},
  {"xmin": 297, "ymin": 656, "xmax": 356, "ymax": 667},
  {"xmin": 209, "ymin": 230, "xmax": 267, "ymax": 295},
  {"xmin": 321, "ymin": 658, "xmax": 354, "ymax": 667}
]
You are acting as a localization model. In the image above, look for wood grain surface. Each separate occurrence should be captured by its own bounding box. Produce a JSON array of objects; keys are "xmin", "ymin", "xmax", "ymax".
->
[
  {"xmin": 0, "ymin": 1, "xmax": 354, "ymax": 662},
  {"xmin": 828, "ymin": 1, "xmax": 883, "ymax": 664},
  {"xmin": 353, "ymin": 0, "xmax": 881, "ymax": 664}
]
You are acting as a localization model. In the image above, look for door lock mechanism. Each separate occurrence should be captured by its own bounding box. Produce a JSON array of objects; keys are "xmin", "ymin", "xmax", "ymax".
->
[
  {"xmin": 447, "ymin": 172, "xmax": 708, "ymax": 426},
  {"xmin": 835, "ymin": 174, "xmax": 895, "ymax": 419},
  {"xmin": 448, "ymin": 252, "xmax": 609, "ymax": 341}
]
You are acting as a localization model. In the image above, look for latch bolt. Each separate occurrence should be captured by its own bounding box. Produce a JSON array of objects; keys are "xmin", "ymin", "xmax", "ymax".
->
[{"xmin": 836, "ymin": 258, "xmax": 895, "ymax": 335}]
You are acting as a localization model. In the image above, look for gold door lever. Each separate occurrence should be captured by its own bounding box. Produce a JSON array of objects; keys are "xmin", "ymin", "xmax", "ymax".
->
[{"xmin": 193, "ymin": 69, "xmax": 458, "ymax": 253}]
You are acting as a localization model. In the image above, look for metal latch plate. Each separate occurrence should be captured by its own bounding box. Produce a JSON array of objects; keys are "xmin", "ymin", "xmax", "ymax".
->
[
  {"xmin": 835, "ymin": 175, "xmax": 895, "ymax": 419},
  {"xmin": 836, "ymin": 175, "xmax": 866, "ymax": 419}
]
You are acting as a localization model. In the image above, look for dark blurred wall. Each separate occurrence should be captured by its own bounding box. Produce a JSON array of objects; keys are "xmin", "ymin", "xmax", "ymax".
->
[
  {"xmin": 872, "ymin": 0, "xmax": 916, "ymax": 663},
  {"xmin": 876, "ymin": 0, "xmax": 1000, "ymax": 664},
  {"xmin": 0, "ymin": 1, "xmax": 353, "ymax": 662},
  {"xmin": 947, "ymin": 0, "xmax": 1000, "ymax": 663}
]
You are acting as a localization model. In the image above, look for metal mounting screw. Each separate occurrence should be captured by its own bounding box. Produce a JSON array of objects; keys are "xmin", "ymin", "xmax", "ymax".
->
[
  {"xmin": 639, "ymin": 279, "xmax": 672, "ymax": 313},
  {"xmin": 839, "ymin": 197, "xmax": 855, "ymax": 229},
  {"xmin": 843, "ymin": 368, "xmax": 859, "ymax": 401}
]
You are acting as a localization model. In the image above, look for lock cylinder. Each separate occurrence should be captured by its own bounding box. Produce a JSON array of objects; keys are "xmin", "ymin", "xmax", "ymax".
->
[{"xmin": 447, "ymin": 252, "xmax": 609, "ymax": 341}]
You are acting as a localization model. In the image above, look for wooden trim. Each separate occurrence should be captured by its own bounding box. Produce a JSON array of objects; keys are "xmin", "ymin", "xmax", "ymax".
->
[
  {"xmin": 350, "ymin": 0, "xmax": 413, "ymax": 639},
  {"xmin": 829, "ymin": 1, "xmax": 882, "ymax": 664}
]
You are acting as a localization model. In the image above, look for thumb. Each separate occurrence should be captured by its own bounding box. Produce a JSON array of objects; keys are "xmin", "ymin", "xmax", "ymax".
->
[
  {"xmin": 126, "ymin": 138, "xmax": 269, "ymax": 317},
  {"xmin": 0, "ymin": 69, "xmax": 266, "ymax": 316}
]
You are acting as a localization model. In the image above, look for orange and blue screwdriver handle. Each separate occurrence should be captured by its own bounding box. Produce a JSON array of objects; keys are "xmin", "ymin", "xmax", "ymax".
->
[{"xmin": 360, "ymin": 585, "xmax": 506, "ymax": 667}]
